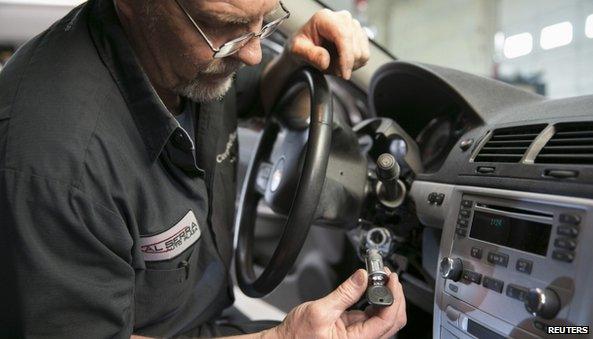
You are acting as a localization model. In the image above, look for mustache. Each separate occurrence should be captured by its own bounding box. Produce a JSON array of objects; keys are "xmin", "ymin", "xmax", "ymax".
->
[{"xmin": 199, "ymin": 59, "xmax": 244, "ymax": 76}]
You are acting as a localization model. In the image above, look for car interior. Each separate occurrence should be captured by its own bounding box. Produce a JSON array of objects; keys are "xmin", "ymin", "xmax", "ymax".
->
[{"xmin": 2, "ymin": 0, "xmax": 592, "ymax": 338}]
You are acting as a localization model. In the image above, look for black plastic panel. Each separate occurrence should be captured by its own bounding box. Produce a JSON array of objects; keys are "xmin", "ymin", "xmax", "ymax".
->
[
  {"xmin": 370, "ymin": 62, "xmax": 593, "ymax": 198},
  {"xmin": 467, "ymin": 319, "xmax": 506, "ymax": 339}
]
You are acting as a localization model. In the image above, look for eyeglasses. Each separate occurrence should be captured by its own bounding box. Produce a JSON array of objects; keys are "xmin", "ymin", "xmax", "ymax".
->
[{"xmin": 174, "ymin": 0, "xmax": 290, "ymax": 59}]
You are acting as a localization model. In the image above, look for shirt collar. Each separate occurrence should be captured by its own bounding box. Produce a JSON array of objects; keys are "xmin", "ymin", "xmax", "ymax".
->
[{"xmin": 87, "ymin": 0, "xmax": 179, "ymax": 162}]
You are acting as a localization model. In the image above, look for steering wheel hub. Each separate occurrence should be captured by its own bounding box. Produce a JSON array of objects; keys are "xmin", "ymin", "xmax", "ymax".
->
[{"xmin": 269, "ymin": 157, "xmax": 285, "ymax": 192}]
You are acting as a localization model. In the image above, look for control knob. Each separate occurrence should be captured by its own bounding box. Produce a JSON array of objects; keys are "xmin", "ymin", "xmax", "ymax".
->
[
  {"xmin": 439, "ymin": 257, "xmax": 463, "ymax": 282},
  {"xmin": 524, "ymin": 288, "xmax": 561, "ymax": 319},
  {"xmin": 376, "ymin": 153, "xmax": 401, "ymax": 201}
]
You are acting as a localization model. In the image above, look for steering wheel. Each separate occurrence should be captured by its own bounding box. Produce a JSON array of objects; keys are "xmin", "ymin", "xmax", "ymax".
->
[{"xmin": 234, "ymin": 68, "xmax": 333, "ymax": 298}]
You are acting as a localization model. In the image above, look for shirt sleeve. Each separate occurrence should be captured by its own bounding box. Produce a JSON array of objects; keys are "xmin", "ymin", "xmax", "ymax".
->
[{"xmin": 0, "ymin": 169, "xmax": 135, "ymax": 338}]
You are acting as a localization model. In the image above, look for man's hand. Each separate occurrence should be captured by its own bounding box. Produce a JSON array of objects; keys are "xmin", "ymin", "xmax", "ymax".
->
[
  {"xmin": 288, "ymin": 9, "xmax": 370, "ymax": 80},
  {"xmin": 271, "ymin": 268, "xmax": 406, "ymax": 338},
  {"xmin": 261, "ymin": 8, "xmax": 370, "ymax": 113}
]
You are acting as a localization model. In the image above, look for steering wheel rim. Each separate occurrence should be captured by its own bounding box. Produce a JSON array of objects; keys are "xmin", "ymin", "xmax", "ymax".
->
[{"xmin": 234, "ymin": 67, "xmax": 333, "ymax": 298}]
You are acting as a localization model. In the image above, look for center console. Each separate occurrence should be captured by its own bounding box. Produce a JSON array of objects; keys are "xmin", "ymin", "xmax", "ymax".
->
[{"xmin": 411, "ymin": 182, "xmax": 593, "ymax": 339}]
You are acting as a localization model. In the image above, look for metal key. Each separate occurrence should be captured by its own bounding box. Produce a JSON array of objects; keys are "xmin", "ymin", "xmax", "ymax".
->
[{"xmin": 365, "ymin": 248, "xmax": 394, "ymax": 307}]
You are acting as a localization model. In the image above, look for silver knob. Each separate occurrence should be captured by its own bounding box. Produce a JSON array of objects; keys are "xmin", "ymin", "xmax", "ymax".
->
[
  {"xmin": 439, "ymin": 257, "xmax": 463, "ymax": 282},
  {"xmin": 524, "ymin": 288, "xmax": 561, "ymax": 319}
]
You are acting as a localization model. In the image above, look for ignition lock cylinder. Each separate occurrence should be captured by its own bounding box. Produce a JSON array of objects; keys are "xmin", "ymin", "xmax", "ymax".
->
[{"xmin": 365, "ymin": 248, "xmax": 394, "ymax": 307}]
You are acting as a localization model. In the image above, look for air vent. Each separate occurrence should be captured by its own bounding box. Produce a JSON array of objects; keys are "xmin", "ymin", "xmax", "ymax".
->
[
  {"xmin": 474, "ymin": 124, "xmax": 546, "ymax": 163},
  {"xmin": 535, "ymin": 122, "xmax": 593, "ymax": 165}
]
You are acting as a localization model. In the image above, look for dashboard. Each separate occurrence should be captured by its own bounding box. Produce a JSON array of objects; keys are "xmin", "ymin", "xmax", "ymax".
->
[
  {"xmin": 369, "ymin": 62, "xmax": 482, "ymax": 173},
  {"xmin": 369, "ymin": 61, "xmax": 593, "ymax": 338},
  {"xmin": 415, "ymin": 111, "xmax": 476, "ymax": 173}
]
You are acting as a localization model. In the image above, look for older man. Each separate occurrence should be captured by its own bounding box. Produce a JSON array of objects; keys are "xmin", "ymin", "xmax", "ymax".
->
[{"xmin": 0, "ymin": 0, "xmax": 405, "ymax": 337}]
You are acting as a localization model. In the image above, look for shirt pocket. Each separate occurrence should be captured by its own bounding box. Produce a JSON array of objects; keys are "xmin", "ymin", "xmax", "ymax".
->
[{"xmin": 133, "ymin": 242, "xmax": 200, "ymax": 329}]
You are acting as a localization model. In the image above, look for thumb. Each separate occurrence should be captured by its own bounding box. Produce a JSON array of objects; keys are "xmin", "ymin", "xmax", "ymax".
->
[
  {"xmin": 290, "ymin": 34, "xmax": 331, "ymax": 71},
  {"xmin": 319, "ymin": 269, "xmax": 367, "ymax": 312}
]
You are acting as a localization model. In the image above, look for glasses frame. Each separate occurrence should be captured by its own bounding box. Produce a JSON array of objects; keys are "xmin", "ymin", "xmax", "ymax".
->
[{"xmin": 174, "ymin": 0, "xmax": 290, "ymax": 59}]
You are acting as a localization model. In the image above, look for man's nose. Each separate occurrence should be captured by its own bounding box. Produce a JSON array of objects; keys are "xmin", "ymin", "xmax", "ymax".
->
[{"xmin": 234, "ymin": 37, "xmax": 262, "ymax": 66}]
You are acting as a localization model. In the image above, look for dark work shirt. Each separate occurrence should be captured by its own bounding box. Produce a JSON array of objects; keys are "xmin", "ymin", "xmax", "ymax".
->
[
  {"xmin": 175, "ymin": 99, "xmax": 197, "ymax": 147},
  {"xmin": 0, "ymin": 0, "xmax": 264, "ymax": 337}
]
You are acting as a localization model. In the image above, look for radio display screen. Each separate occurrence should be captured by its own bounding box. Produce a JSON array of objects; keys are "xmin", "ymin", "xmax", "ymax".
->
[{"xmin": 469, "ymin": 211, "xmax": 551, "ymax": 256}]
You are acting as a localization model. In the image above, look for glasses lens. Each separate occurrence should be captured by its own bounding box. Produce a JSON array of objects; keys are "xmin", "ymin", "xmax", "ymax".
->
[
  {"xmin": 215, "ymin": 33, "xmax": 253, "ymax": 58},
  {"xmin": 260, "ymin": 20, "xmax": 281, "ymax": 39}
]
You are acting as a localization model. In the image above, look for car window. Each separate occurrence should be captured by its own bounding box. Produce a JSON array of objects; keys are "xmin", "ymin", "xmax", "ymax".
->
[{"xmin": 321, "ymin": 0, "xmax": 593, "ymax": 99}]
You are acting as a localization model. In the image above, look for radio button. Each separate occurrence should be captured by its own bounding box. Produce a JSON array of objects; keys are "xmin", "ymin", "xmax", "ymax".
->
[
  {"xmin": 459, "ymin": 209, "xmax": 471, "ymax": 218},
  {"xmin": 448, "ymin": 284, "xmax": 459, "ymax": 293},
  {"xmin": 554, "ymin": 238, "xmax": 577, "ymax": 251},
  {"xmin": 462, "ymin": 270, "xmax": 482, "ymax": 284},
  {"xmin": 455, "ymin": 228, "xmax": 467, "ymax": 237},
  {"xmin": 552, "ymin": 250, "xmax": 575, "ymax": 263},
  {"xmin": 506, "ymin": 284, "xmax": 528, "ymax": 302},
  {"xmin": 435, "ymin": 193, "xmax": 445, "ymax": 205},
  {"xmin": 559, "ymin": 213, "xmax": 581, "ymax": 225},
  {"xmin": 516, "ymin": 259, "xmax": 533, "ymax": 274},
  {"xmin": 427, "ymin": 192, "xmax": 445, "ymax": 205},
  {"xmin": 487, "ymin": 252, "xmax": 509, "ymax": 267},
  {"xmin": 470, "ymin": 247, "xmax": 482, "ymax": 259},
  {"xmin": 461, "ymin": 200, "xmax": 473, "ymax": 208},
  {"xmin": 482, "ymin": 276, "xmax": 504, "ymax": 293},
  {"xmin": 557, "ymin": 225, "xmax": 579, "ymax": 237}
]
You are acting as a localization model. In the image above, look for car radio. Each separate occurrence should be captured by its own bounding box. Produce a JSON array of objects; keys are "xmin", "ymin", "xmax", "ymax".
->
[{"xmin": 426, "ymin": 185, "xmax": 593, "ymax": 339}]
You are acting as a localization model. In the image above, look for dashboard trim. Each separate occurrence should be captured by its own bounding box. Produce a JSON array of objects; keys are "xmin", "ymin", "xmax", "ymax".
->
[{"xmin": 523, "ymin": 124, "xmax": 555, "ymax": 165}]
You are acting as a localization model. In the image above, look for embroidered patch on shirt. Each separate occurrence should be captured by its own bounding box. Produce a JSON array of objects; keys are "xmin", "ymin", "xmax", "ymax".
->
[
  {"xmin": 216, "ymin": 131, "xmax": 237, "ymax": 163},
  {"xmin": 139, "ymin": 210, "xmax": 201, "ymax": 261}
]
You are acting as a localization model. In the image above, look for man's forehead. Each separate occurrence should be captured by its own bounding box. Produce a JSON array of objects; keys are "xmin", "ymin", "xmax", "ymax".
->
[{"xmin": 194, "ymin": 0, "xmax": 280, "ymax": 24}]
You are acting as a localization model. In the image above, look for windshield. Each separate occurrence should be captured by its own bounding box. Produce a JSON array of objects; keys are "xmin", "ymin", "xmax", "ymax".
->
[{"xmin": 322, "ymin": 0, "xmax": 593, "ymax": 99}]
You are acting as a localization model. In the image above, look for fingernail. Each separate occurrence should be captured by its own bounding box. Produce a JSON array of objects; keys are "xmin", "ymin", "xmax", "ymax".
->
[
  {"xmin": 351, "ymin": 269, "xmax": 366, "ymax": 286},
  {"xmin": 385, "ymin": 266, "xmax": 392, "ymax": 274}
]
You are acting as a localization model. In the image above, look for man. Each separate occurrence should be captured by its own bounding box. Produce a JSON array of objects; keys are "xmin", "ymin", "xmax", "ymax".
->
[{"xmin": 0, "ymin": 0, "xmax": 406, "ymax": 337}]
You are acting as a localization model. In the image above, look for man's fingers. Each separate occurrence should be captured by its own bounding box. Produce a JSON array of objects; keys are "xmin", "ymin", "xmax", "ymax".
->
[
  {"xmin": 318, "ymin": 269, "xmax": 367, "ymax": 312},
  {"xmin": 350, "ymin": 308, "xmax": 393, "ymax": 338},
  {"xmin": 290, "ymin": 35, "xmax": 331, "ymax": 71},
  {"xmin": 350, "ymin": 20, "xmax": 361, "ymax": 69},
  {"xmin": 350, "ymin": 19, "xmax": 364, "ymax": 69},
  {"xmin": 341, "ymin": 310, "xmax": 370, "ymax": 326},
  {"xmin": 314, "ymin": 12, "xmax": 355, "ymax": 78},
  {"xmin": 354, "ymin": 272, "xmax": 406, "ymax": 338},
  {"xmin": 361, "ymin": 25, "xmax": 371, "ymax": 64},
  {"xmin": 382, "ymin": 272, "xmax": 407, "ymax": 336},
  {"xmin": 290, "ymin": 8, "xmax": 370, "ymax": 79},
  {"xmin": 353, "ymin": 19, "xmax": 370, "ymax": 69}
]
